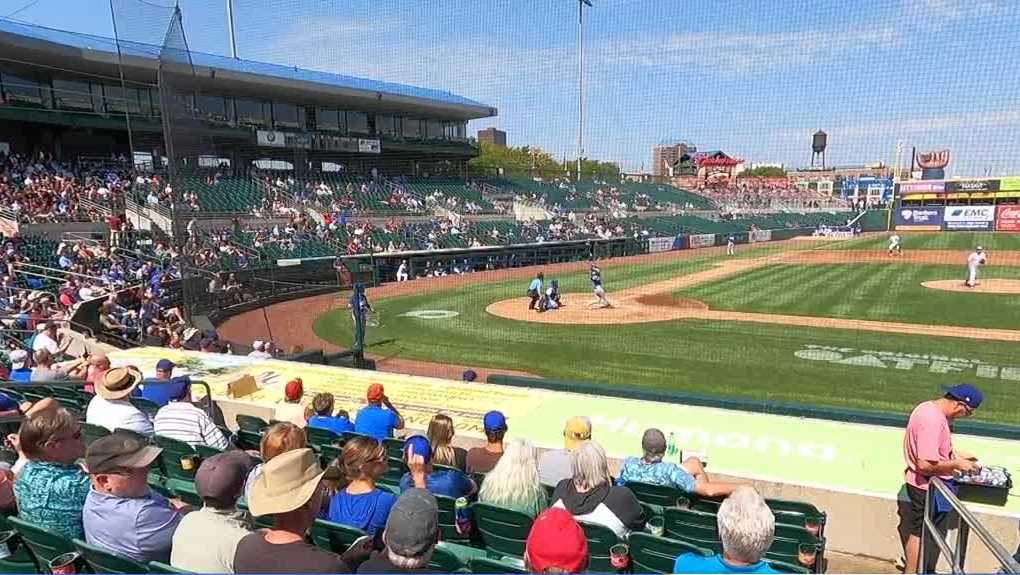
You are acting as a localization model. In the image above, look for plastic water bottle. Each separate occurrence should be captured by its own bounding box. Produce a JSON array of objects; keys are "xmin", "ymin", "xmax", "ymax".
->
[
  {"xmin": 667, "ymin": 432, "xmax": 679, "ymax": 464},
  {"xmin": 455, "ymin": 497, "xmax": 472, "ymax": 535}
]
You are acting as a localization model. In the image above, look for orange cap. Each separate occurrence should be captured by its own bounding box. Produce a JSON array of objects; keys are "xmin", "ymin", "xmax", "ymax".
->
[
  {"xmin": 366, "ymin": 383, "xmax": 384, "ymax": 401},
  {"xmin": 284, "ymin": 378, "xmax": 303, "ymax": 402}
]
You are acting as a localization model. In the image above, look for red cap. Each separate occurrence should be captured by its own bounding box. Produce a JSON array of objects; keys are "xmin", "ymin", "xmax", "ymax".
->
[
  {"xmin": 525, "ymin": 508, "xmax": 588, "ymax": 573},
  {"xmin": 284, "ymin": 378, "xmax": 303, "ymax": 402},
  {"xmin": 366, "ymin": 383, "xmax": 384, "ymax": 402}
]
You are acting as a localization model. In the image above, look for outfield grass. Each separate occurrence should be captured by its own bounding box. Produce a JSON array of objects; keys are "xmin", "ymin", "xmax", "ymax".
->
[
  {"xmin": 679, "ymin": 263, "xmax": 1020, "ymax": 330},
  {"xmin": 827, "ymin": 231, "xmax": 1020, "ymax": 251},
  {"xmin": 313, "ymin": 243, "xmax": 1020, "ymax": 424}
]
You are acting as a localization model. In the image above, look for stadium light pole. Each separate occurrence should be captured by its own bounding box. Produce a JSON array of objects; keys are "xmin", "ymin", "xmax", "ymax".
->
[
  {"xmin": 226, "ymin": 0, "xmax": 238, "ymax": 59},
  {"xmin": 576, "ymin": 0, "xmax": 592, "ymax": 181}
]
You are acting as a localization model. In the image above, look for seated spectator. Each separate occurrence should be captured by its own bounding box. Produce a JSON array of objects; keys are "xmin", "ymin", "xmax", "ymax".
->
[
  {"xmin": 284, "ymin": 378, "xmax": 303, "ymax": 404},
  {"xmin": 13, "ymin": 401, "xmax": 89, "ymax": 539},
  {"xmin": 466, "ymin": 410, "xmax": 506, "ymax": 473},
  {"xmin": 138, "ymin": 359, "xmax": 191, "ymax": 407},
  {"xmin": 478, "ymin": 438, "xmax": 546, "ymax": 517},
  {"xmin": 524, "ymin": 508, "xmax": 589, "ymax": 574},
  {"xmin": 30, "ymin": 349, "xmax": 69, "ymax": 382},
  {"xmin": 327, "ymin": 435, "xmax": 395, "ymax": 538},
  {"xmin": 171, "ymin": 450, "xmax": 258, "ymax": 572},
  {"xmin": 426, "ymin": 414, "xmax": 466, "ymax": 471},
  {"xmin": 673, "ymin": 486, "xmax": 780, "ymax": 574},
  {"xmin": 84, "ymin": 431, "xmax": 184, "ymax": 563},
  {"xmin": 244, "ymin": 422, "xmax": 307, "ymax": 501},
  {"xmin": 617, "ymin": 428, "xmax": 738, "ymax": 498},
  {"xmin": 32, "ymin": 321, "xmax": 70, "ymax": 356},
  {"xmin": 153, "ymin": 379, "xmax": 229, "ymax": 450},
  {"xmin": 538, "ymin": 416, "xmax": 591, "ymax": 486},
  {"xmin": 357, "ymin": 488, "xmax": 440, "ymax": 573},
  {"xmin": 306, "ymin": 393, "xmax": 355, "ymax": 435},
  {"xmin": 248, "ymin": 340, "xmax": 273, "ymax": 359},
  {"xmin": 399, "ymin": 436, "xmax": 475, "ymax": 499},
  {"xmin": 550, "ymin": 441, "xmax": 643, "ymax": 539},
  {"xmin": 84, "ymin": 352, "xmax": 111, "ymax": 394},
  {"xmin": 233, "ymin": 448, "xmax": 360, "ymax": 573},
  {"xmin": 354, "ymin": 383, "xmax": 404, "ymax": 440},
  {"xmin": 8, "ymin": 349, "xmax": 32, "ymax": 382},
  {"xmin": 86, "ymin": 367, "xmax": 154, "ymax": 435}
]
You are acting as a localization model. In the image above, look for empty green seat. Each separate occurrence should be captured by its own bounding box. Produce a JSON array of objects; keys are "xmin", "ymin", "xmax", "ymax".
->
[
  {"xmin": 129, "ymin": 397, "xmax": 160, "ymax": 418},
  {"xmin": 625, "ymin": 481, "xmax": 688, "ymax": 509},
  {"xmin": 379, "ymin": 457, "xmax": 407, "ymax": 490},
  {"xmin": 235, "ymin": 414, "xmax": 268, "ymax": 431},
  {"xmin": 0, "ymin": 515, "xmax": 42, "ymax": 573},
  {"xmin": 629, "ymin": 532, "xmax": 712, "ymax": 574},
  {"xmin": 472, "ymin": 502, "xmax": 533, "ymax": 558},
  {"xmin": 193, "ymin": 444, "xmax": 223, "ymax": 461},
  {"xmin": 662, "ymin": 508, "xmax": 722, "ymax": 553},
  {"xmin": 468, "ymin": 557, "xmax": 527, "ymax": 574},
  {"xmin": 382, "ymin": 437, "xmax": 406, "ymax": 460},
  {"xmin": 305, "ymin": 427, "xmax": 340, "ymax": 451},
  {"xmin": 153, "ymin": 434, "xmax": 199, "ymax": 490},
  {"xmin": 320, "ymin": 444, "xmax": 342, "ymax": 468},
  {"xmin": 8, "ymin": 516, "xmax": 77, "ymax": 573},
  {"xmin": 73, "ymin": 538, "xmax": 149, "ymax": 573},
  {"xmin": 769, "ymin": 558, "xmax": 812, "ymax": 574},
  {"xmin": 309, "ymin": 519, "xmax": 367, "ymax": 554}
]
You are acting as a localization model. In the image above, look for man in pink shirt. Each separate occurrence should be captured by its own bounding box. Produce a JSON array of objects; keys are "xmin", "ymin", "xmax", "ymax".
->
[{"xmin": 901, "ymin": 383, "xmax": 982, "ymax": 574}]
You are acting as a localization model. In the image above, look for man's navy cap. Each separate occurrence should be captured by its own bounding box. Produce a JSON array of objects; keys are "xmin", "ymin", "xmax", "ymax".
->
[
  {"xmin": 943, "ymin": 384, "xmax": 983, "ymax": 410},
  {"xmin": 155, "ymin": 359, "xmax": 175, "ymax": 371}
]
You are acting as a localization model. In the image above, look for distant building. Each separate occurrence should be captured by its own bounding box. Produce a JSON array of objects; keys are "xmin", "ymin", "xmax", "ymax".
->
[
  {"xmin": 652, "ymin": 142, "xmax": 694, "ymax": 177},
  {"xmin": 478, "ymin": 128, "xmax": 507, "ymax": 148}
]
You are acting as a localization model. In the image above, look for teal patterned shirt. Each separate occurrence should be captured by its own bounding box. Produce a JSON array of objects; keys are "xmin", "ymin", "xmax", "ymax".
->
[
  {"xmin": 615, "ymin": 457, "xmax": 698, "ymax": 493},
  {"xmin": 14, "ymin": 461, "xmax": 91, "ymax": 540}
]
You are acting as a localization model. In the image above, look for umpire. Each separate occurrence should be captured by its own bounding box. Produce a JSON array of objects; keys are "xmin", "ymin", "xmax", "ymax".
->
[{"xmin": 527, "ymin": 272, "xmax": 544, "ymax": 311}]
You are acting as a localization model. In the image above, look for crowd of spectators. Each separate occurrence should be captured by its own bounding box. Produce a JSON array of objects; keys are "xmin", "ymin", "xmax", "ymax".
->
[
  {"xmin": 0, "ymin": 152, "xmax": 134, "ymax": 223},
  {"xmin": 0, "ymin": 364, "xmax": 823, "ymax": 575}
]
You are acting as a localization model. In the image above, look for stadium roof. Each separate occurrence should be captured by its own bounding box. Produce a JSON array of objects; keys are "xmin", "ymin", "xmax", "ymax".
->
[{"xmin": 0, "ymin": 18, "xmax": 496, "ymax": 120}]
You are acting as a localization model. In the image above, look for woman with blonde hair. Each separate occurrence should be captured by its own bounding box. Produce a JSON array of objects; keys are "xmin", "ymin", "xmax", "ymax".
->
[
  {"xmin": 550, "ymin": 440, "xmax": 644, "ymax": 538},
  {"xmin": 327, "ymin": 435, "xmax": 395, "ymax": 537},
  {"xmin": 243, "ymin": 422, "xmax": 307, "ymax": 500},
  {"xmin": 478, "ymin": 438, "xmax": 547, "ymax": 517},
  {"xmin": 427, "ymin": 413, "xmax": 467, "ymax": 471}
]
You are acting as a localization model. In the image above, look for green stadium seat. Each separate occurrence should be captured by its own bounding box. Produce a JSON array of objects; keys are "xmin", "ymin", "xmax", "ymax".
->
[
  {"xmin": 320, "ymin": 444, "xmax": 342, "ymax": 468},
  {"xmin": 577, "ymin": 520, "xmax": 621, "ymax": 572},
  {"xmin": 629, "ymin": 532, "xmax": 713, "ymax": 574},
  {"xmin": 662, "ymin": 507, "xmax": 722, "ymax": 553},
  {"xmin": 471, "ymin": 502, "xmax": 533, "ymax": 558},
  {"xmin": 152, "ymin": 434, "xmax": 199, "ymax": 490},
  {"xmin": 436, "ymin": 494, "xmax": 470, "ymax": 542},
  {"xmin": 81, "ymin": 422, "xmax": 110, "ymax": 447},
  {"xmin": 379, "ymin": 457, "xmax": 407, "ymax": 490},
  {"xmin": 430, "ymin": 541, "xmax": 486, "ymax": 572},
  {"xmin": 129, "ymin": 397, "xmax": 160, "ymax": 418},
  {"xmin": 625, "ymin": 481, "xmax": 689, "ymax": 509},
  {"xmin": 768, "ymin": 558, "xmax": 812, "ymax": 574},
  {"xmin": 73, "ymin": 538, "xmax": 149, "ymax": 573},
  {"xmin": 147, "ymin": 561, "xmax": 192, "ymax": 573},
  {"xmin": 0, "ymin": 515, "xmax": 43, "ymax": 573},
  {"xmin": 305, "ymin": 427, "xmax": 340, "ymax": 451},
  {"xmin": 8, "ymin": 516, "xmax": 77, "ymax": 573},
  {"xmin": 338, "ymin": 431, "xmax": 368, "ymax": 447},
  {"xmin": 170, "ymin": 482, "xmax": 202, "ymax": 507},
  {"xmin": 468, "ymin": 557, "xmax": 527, "ymax": 574},
  {"xmin": 382, "ymin": 437, "xmax": 406, "ymax": 460},
  {"xmin": 193, "ymin": 444, "xmax": 223, "ymax": 461},
  {"xmin": 235, "ymin": 414, "xmax": 269, "ymax": 432},
  {"xmin": 309, "ymin": 519, "xmax": 367, "ymax": 554}
]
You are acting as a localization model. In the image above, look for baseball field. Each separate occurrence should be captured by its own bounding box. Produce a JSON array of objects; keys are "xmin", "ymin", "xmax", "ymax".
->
[{"xmin": 287, "ymin": 232, "xmax": 1020, "ymax": 425}]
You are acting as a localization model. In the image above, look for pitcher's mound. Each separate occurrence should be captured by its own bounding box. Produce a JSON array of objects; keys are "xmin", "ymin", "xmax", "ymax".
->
[{"xmin": 921, "ymin": 279, "xmax": 1020, "ymax": 294}]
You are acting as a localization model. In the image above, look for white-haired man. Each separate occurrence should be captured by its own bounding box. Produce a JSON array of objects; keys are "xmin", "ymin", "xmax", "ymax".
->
[{"xmin": 673, "ymin": 486, "xmax": 779, "ymax": 574}]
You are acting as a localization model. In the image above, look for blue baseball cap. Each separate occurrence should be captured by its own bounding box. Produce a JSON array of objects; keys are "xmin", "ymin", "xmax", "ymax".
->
[
  {"xmin": 942, "ymin": 384, "xmax": 983, "ymax": 410},
  {"xmin": 155, "ymin": 359, "xmax": 175, "ymax": 371},
  {"xmin": 404, "ymin": 435, "xmax": 431, "ymax": 464},
  {"xmin": 483, "ymin": 411, "xmax": 508, "ymax": 432}
]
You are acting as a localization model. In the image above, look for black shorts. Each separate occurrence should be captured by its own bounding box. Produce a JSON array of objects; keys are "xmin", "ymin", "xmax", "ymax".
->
[{"xmin": 906, "ymin": 483, "xmax": 928, "ymax": 536}]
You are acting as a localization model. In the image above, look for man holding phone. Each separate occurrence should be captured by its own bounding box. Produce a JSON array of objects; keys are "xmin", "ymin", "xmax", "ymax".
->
[{"xmin": 901, "ymin": 383, "xmax": 982, "ymax": 574}]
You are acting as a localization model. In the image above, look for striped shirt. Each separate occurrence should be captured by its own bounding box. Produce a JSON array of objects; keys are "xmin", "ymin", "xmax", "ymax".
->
[{"xmin": 154, "ymin": 402, "xmax": 229, "ymax": 450}]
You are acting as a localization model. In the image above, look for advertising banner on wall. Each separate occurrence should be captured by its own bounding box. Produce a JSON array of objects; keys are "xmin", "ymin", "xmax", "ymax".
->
[
  {"xmin": 893, "ymin": 207, "xmax": 942, "ymax": 230},
  {"xmin": 1000, "ymin": 177, "xmax": 1020, "ymax": 191},
  {"xmin": 945, "ymin": 180, "xmax": 999, "ymax": 193},
  {"xmin": 358, "ymin": 139, "xmax": 382, "ymax": 154},
  {"xmin": 996, "ymin": 205, "xmax": 1020, "ymax": 232},
  {"xmin": 256, "ymin": 130, "xmax": 286, "ymax": 148},
  {"xmin": 749, "ymin": 229, "xmax": 773, "ymax": 243},
  {"xmin": 942, "ymin": 205, "xmax": 995, "ymax": 230},
  {"xmin": 648, "ymin": 237, "xmax": 676, "ymax": 253},
  {"xmin": 897, "ymin": 181, "xmax": 945, "ymax": 196},
  {"xmin": 689, "ymin": 234, "xmax": 716, "ymax": 248}
]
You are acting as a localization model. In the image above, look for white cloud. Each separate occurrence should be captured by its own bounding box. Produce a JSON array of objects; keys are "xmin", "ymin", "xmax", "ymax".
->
[
  {"xmin": 601, "ymin": 27, "xmax": 901, "ymax": 74},
  {"xmin": 904, "ymin": 0, "xmax": 1002, "ymax": 21}
]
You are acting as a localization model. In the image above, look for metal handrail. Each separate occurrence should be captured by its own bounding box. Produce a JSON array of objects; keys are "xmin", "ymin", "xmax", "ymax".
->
[
  {"xmin": 921, "ymin": 477, "xmax": 1019, "ymax": 573},
  {"xmin": 0, "ymin": 315, "xmax": 96, "ymax": 339}
]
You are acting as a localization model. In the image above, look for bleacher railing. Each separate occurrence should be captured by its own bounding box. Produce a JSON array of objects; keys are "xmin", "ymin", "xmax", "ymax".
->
[{"xmin": 920, "ymin": 477, "xmax": 1019, "ymax": 574}]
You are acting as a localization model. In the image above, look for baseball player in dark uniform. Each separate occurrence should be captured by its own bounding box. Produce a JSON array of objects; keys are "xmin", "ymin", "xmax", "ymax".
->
[{"xmin": 588, "ymin": 263, "xmax": 612, "ymax": 309}]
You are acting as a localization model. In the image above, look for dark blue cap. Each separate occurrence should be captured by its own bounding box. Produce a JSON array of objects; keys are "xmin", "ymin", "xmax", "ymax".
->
[
  {"xmin": 155, "ymin": 359, "xmax": 175, "ymax": 371},
  {"xmin": 483, "ymin": 411, "xmax": 507, "ymax": 432},
  {"xmin": 942, "ymin": 384, "xmax": 983, "ymax": 410},
  {"xmin": 404, "ymin": 435, "xmax": 431, "ymax": 464}
]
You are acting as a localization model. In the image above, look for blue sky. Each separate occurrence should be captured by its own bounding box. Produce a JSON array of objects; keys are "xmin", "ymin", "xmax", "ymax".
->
[{"xmin": 7, "ymin": 0, "xmax": 1020, "ymax": 175}]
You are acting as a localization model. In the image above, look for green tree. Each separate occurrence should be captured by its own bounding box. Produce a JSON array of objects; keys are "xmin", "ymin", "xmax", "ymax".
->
[
  {"xmin": 468, "ymin": 141, "xmax": 621, "ymax": 180},
  {"xmin": 741, "ymin": 166, "xmax": 787, "ymax": 178}
]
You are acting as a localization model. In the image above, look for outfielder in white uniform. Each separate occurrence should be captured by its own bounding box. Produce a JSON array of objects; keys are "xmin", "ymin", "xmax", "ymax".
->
[
  {"xmin": 888, "ymin": 234, "xmax": 902, "ymax": 256},
  {"xmin": 726, "ymin": 235, "xmax": 736, "ymax": 256},
  {"xmin": 965, "ymin": 246, "xmax": 986, "ymax": 287},
  {"xmin": 396, "ymin": 259, "xmax": 409, "ymax": 282}
]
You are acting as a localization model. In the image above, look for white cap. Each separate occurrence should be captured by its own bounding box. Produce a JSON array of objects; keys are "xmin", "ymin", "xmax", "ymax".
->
[
  {"xmin": 252, "ymin": 340, "xmax": 264, "ymax": 350},
  {"xmin": 9, "ymin": 349, "xmax": 28, "ymax": 368},
  {"xmin": 976, "ymin": 246, "xmax": 984, "ymax": 251}
]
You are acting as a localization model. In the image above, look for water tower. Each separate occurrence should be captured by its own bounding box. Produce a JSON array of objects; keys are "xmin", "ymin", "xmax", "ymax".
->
[{"xmin": 811, "ymin": 130, "xmax": 827, "ymax": 168}]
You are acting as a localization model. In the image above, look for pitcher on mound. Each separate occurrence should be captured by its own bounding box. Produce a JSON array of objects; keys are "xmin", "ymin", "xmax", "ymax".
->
[
  {"xmin": 965, "ymin": 246, "xmax": 986, "ymax": 287},
  {"xmin": 588, "ymin": 262, "xmax": 613, "ymax": 309}
]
